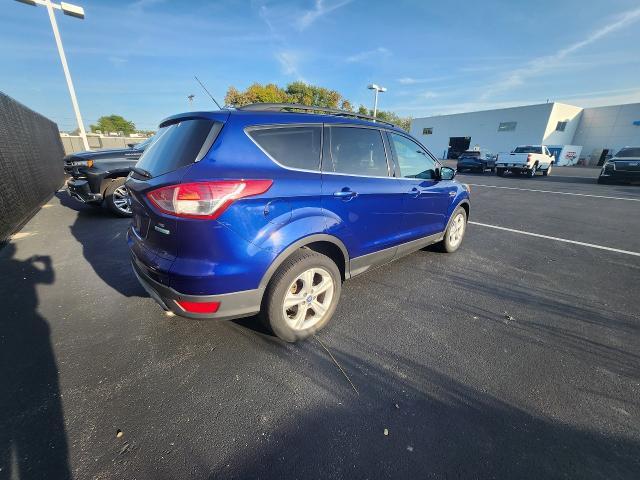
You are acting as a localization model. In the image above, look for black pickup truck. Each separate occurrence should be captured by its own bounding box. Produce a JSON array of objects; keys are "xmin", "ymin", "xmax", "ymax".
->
[{"xmin": 63, "ymin": 137, "xmax": 153, "ymax": 216}]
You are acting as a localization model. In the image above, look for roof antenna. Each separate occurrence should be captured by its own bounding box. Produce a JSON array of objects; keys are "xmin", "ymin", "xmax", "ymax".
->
[{"xmin": 194, "ymin": 75, "xmax": 222, "ymax": 110}]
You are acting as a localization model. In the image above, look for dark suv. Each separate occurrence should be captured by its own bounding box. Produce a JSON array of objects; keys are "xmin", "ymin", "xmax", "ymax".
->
[
  {"xmin": 64, "ymin": 137, "xmax": 154, "ymax": 216},
  {"xmin": 127, "ymin": 104, "xmax": 470, "ymax": 342}
]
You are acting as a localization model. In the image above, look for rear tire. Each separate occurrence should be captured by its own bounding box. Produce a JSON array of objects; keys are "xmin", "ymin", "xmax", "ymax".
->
[
  {"xmin": 262, "ymin": 250, "xmax": 342, "ymax": 342},
  {"xmin": 438, "ymin": 206, "xmax": 467, "ymax": 253},
  {"xmin": 496, "ymin": 168, "xmax": 505, "ymax": 177},
  {"xmin": 105, "ymin": 178, "xmax": 132, "ymax": 217},
  {"xmin": 527, "ymin": 165, "xmax": 537, "ymax": 178}
]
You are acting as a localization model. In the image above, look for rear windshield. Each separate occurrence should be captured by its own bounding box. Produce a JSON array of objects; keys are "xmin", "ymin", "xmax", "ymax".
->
[
  {"xmin": 615, "ymin": 147, "xmax": 640, "ymax": 158},
  {"xmin": 513, "ymin": 146, "xmax": 542, "ymax": 154},
  {"xmin": 135, "ymin": 119, "xmax": 217, "ymax": 177}
]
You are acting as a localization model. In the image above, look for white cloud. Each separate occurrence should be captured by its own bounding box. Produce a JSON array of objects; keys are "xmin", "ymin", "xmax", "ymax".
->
[
  {"xmin": 346, "ymin": 47, "xmax": 390, "ymax": 63},
  {"xmin": 298, "ymin": 0, "xmax": 352, "ymax": 31},
  {"xmin": 481, "ymin": 7, "xmax": 640, "ymax": 100},
  {"xmin": 276, "ymin": 51, "xmax": 305, "ymax": 80}
]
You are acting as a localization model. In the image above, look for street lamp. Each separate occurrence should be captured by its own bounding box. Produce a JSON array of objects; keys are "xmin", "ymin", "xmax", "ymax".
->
[
  {"xmin": 367, "ymin": 83, "xmax": 387, "ymax": 118},
  {"xmin": 15, "ymin": 0, "xmax": 90, "ymax": 150}
]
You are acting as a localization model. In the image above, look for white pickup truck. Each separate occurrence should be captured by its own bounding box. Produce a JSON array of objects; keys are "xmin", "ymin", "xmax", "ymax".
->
[{"xmin": 495, "ymin": 145, "xmax": 554, "ymax": 177}]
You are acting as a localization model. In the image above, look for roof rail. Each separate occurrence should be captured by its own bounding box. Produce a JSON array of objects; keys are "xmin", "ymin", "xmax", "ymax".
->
[{"xmin": 236, "ymin": 103, "xmax": 396, "ymax": 127}]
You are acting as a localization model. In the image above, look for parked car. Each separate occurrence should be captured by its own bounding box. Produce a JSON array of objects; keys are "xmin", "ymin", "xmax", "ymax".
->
[
  {"xmin": 456, "ymin": 150, "xmax": 496, "ymax": 173},
  {"xmin": 597, "ymin": 147, "xmax": 640, "ymax": 184},
  {"xmin": 63, "ymin": 136, "xmax": 154, "ymax": 216},
  {"xmin": 495, "ymin": 145, "xmax": 554, "ymax": 177},
  {"xmin": 126, "ymin": 104, "xmax": 471, "ymax": 342}
]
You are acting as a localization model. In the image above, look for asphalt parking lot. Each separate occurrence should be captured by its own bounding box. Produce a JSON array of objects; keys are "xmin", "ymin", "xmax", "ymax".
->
[{"xmin": 1, "ymin": 166, "xmax": 639, "ymax": 479}]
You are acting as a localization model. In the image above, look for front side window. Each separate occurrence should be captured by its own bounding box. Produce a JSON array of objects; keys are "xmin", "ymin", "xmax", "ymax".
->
[
  {"xmin": 327, "ymin": 127, "xmax": 389, "ymax": 177},
  {"xmin": 389, "ymin": 133, "xmax": 437, "ymax": 180},
  {"xmin": 248, "ymin": 126, "xmax": 321, "ymax": 171}
]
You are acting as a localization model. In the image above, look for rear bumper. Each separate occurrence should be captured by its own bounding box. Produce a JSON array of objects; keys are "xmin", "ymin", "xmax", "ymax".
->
[{"xmin": 131, "ymin": 254, "xmax": 263, "ymax": 320}]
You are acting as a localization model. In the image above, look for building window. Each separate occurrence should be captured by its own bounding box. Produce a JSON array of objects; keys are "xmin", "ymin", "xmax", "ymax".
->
[
  {"xmin": 422, "ymin": 127, "xmax": 433, "ymax": 135},
  {"xmin": 556, "ymin": 121, "xmax": 568, "ymax": 132},
  {"xmin": 498, "ymin": 121, "xmax": 517, "ymax": 132}
]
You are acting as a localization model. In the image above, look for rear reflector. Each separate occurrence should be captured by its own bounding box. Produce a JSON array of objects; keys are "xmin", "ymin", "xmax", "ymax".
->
[
  {"xmin": 176, "ymin": 300, "xmax": 220, "ymax": 314},
  {"xmin": 147, "ymin": 180, "xmax": 272, "ymax": 220}
]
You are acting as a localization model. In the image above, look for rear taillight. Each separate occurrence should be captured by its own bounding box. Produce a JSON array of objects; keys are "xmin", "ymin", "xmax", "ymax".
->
[
  {"xmin": 146, "ymin": 180, "xmax": 272, "ymax": 220},
  {"xmin": 527, "ymin": 154, "xmax": 532, "ymax": 161}
]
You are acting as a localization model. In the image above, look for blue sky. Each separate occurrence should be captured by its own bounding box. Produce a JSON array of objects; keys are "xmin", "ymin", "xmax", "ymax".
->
[{"xmin": 2, "ymin": 0, "xmax": 639, "ymax": 131}]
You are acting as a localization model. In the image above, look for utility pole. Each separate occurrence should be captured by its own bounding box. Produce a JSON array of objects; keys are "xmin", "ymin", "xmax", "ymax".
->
[
  {"xmin": 15, "ymin": 0, "xmax": 90, "ymax": 150},
  {"xmin": 367, "ymin": 83, "xmax": 387, "ymax": 118}
]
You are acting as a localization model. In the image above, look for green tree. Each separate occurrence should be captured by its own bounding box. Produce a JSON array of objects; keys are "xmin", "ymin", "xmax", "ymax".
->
[
  {"xmin": 225, "ymin": 83, "xmax": 411, "ymax": 131},
  {"xmin": 340, "ymin": 100, "xmax": 353, "ymax": 112},
  {"xmin": 90, "ymin": 115, "xmax": 136, "ymax": 135}
]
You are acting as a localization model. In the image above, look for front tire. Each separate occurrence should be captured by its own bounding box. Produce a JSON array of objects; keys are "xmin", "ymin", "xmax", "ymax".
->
[
  {"xmin": 262, "ymin": 250, "xmax": 342, "ymax": 342},
  {"xmin": 439, "ymin": 207, "xmax": 467, "ymax": 253},
  {"xmin": 542, "ymin": 164, "xmax": 552, "ymax": 176},
  {"xmin": 105, "ymin": 178, "xmax": 132, "ymax": 217}
]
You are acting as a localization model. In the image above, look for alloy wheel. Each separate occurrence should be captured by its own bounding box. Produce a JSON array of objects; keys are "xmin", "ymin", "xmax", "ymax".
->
[
  {"xmin": 448, "ymin": 213, "xmax": 466, "ymax": 248},
  {"xmin": 112, "ymin": 185, "xmax": 132, "ymax": 214},
  {"xmin": 282, "ymin": 267, "xmax": 335, "ymax": 330}
]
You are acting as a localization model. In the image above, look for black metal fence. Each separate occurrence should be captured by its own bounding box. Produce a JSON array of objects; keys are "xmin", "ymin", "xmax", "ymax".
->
[{"xmin": 0, "ymin": 92, "xmax": 65, "ymax": 243}]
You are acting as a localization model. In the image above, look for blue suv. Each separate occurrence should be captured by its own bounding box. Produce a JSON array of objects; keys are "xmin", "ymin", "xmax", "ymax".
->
[{"xmin": 126, "ymin": 104, "xmax": 470, "ymax": 342}]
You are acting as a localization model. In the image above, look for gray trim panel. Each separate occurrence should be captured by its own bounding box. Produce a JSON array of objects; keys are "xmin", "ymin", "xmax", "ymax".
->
[{"xmin": 132, "ymin": 257, "xmax": 263, "ymax": 321}]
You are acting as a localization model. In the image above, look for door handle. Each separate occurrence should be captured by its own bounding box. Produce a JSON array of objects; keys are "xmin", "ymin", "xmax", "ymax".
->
[
  {"xmin": 408, "ymin": 187, "xmax": 421, "ymax": 198},
  {"xmin": 333, "ymin": 189, "xmax": 358, "ymax": 201}
]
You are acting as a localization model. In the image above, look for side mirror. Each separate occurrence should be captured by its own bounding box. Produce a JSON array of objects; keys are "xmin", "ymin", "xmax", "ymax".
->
[
  {"xmin": 127, "ymin": 143, "xmax": 135, "ymax": 148},
  {"xmin": 440, "ymin": 166, "xmax": 456, "ymax": 180}
]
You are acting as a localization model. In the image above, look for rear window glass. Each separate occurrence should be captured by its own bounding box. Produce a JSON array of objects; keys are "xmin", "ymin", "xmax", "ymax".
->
[
  {"xmin": 248, "ymin": 126, "xmax": 321, "ymax": 171},
  {"xmin": 327, "ymin": 127, "xmax": 388, "ymax": 177},
  {"xmin": 616, "ymin": 148, "xmax": 640, "ymax": 158},
  {"xmin": 513, "ymin": 146, "xmax": 542, "ymax": 154},
  {"xmin": 135, "ymin": 119, "xmax": 217, "ymax": 177}
]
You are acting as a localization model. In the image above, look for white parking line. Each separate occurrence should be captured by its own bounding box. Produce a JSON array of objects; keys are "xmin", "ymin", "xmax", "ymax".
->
[
  {"xmin": 467, "ymin": 183, "xmax": 640, "ymax": 202},
  {"xmin": 469, "ymin": 221, "xmax": 640, "ymax": 257}
]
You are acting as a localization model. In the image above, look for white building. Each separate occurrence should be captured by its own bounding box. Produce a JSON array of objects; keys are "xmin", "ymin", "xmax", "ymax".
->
[{"xmin": 410, "ymin": 102, "xmax": 640, "ymax": 165}]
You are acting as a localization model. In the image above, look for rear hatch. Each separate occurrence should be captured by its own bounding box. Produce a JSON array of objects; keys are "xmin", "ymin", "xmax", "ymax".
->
[{"xmin": 126, "ymin": 115, "xmax": 224, "ymax": 279}]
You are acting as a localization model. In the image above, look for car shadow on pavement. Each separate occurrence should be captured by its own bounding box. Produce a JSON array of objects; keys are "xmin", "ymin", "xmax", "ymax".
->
[
  {"xmin": 58, "ymin": 193, "xmax": 147, "ymax": 299},
  {"xmin": 208, "ymin": 339, "xmax": 640, "ymax": 479},
  {"xmin": 0, "ymin": 243, "xmax": 71, "ymax": 480}
]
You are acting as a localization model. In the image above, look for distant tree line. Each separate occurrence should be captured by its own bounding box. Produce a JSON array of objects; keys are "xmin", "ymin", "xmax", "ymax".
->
[{"xmin": 225, "ymin": 81, "xmax": 412, "ymax": 131}]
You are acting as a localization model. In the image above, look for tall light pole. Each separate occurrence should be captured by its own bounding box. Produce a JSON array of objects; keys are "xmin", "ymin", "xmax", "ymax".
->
[
  {"xmin": 15, "ymin": 0, "xmax": 90, "ymax": 150},
  {"xmin": 367, "ymin": 83, "xmax": 387, "ymax": 118}
]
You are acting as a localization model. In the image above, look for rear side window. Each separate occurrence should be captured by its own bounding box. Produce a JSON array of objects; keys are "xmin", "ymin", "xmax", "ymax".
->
[
  {"xmin": 248, "ymin": 126, "xmax": 321, "ymax": 171},
  {"xmin": 327, "ymin": 127, "xmax": 388, "ymax": 177},
  {"xmin": 136, "ymin": 119, "xmax": 218, "ymax": 177}
]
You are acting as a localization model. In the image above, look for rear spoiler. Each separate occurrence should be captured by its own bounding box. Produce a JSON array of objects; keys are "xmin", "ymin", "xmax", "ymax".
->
[{"xmin": 158, "ymin": 110, "xmax": 231, "ymax": 129}]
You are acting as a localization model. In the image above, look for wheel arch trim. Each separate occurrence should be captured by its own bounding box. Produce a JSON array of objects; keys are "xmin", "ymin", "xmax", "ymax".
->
[{"xmin": 258, "ymin": 234, "xmax": 350, "ymax": 290}]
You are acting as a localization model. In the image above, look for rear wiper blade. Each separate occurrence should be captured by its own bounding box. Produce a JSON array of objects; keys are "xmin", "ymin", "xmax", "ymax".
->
[{"xmin": 132, "ymin": 167, "xmax": 152, "ymax": 178}]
